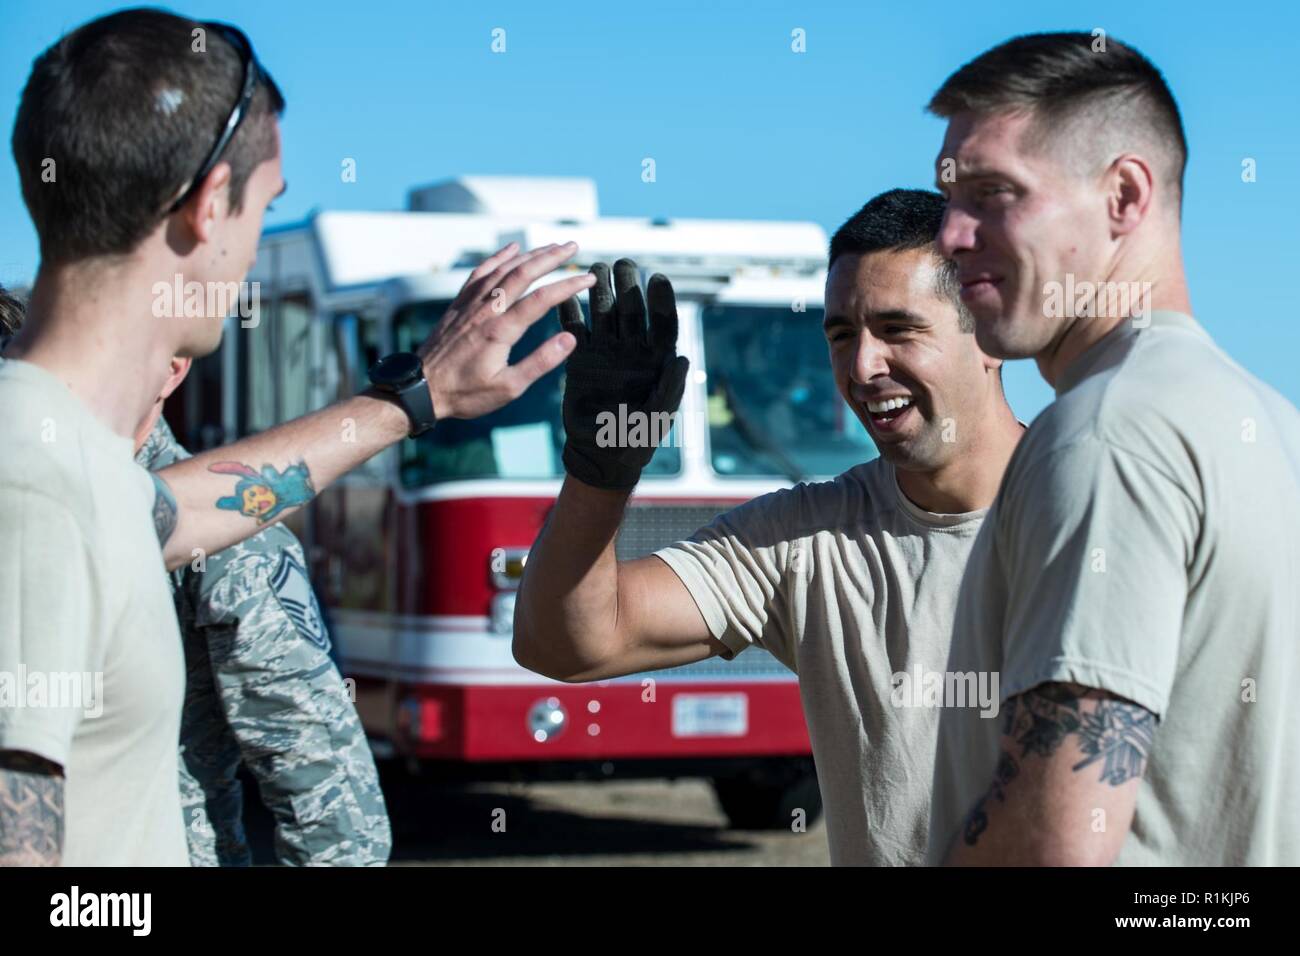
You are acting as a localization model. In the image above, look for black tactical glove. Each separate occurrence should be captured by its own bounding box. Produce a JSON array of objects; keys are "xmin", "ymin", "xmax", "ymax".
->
[{"xmin": 559, "ymin": 258, "xmax": 690, "ymax": 490}]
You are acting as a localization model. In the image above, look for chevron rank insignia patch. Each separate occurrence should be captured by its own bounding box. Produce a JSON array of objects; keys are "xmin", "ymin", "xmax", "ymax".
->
[{"xmin": 270, "ymin": 552, "xmax": 330, "ymax": 651}]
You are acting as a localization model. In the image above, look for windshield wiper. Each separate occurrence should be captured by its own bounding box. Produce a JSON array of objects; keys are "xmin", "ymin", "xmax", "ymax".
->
[{"xmin": 715, "ymin": 374, "xmax": 806, "ymax": 485}]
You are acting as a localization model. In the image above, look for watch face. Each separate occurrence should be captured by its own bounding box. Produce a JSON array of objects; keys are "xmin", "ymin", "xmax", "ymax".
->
[{"xmin": 370, "ymin": 351, "xmax": 422, "ymax": 386}]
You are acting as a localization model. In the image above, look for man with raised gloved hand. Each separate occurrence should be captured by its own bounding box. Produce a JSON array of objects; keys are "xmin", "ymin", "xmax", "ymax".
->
[
  {"xmin": 557, "ymin": 259, "xmax": 691, "ymax": 491},
  {"xmin": 516, "ymin": 257, "xmax": 709, "ymax": 681},
  {"xmin": 514, "ymin": 191, "xmax": 1027, "ymax": 864}
]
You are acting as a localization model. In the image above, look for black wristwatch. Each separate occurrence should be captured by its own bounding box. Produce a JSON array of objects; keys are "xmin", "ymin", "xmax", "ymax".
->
[{"xmin": 367, "ymin": 352, "xmax": 437, "ymax": 437}]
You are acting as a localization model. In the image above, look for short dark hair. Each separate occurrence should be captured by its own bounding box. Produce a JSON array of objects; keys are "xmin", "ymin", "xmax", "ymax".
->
[
  {"xmin": 0, "ymin": 285, "xmax": 24, "ymax": 340},
  {"xmin": 927, "ymin": 32, "xmax": 1187, "ymax": 208},
  {"xmin": 11, "ymin": 7, "xmax": 285, "ymax": 263},
  {"xmin": 828, "ymin": 189, "xmax": 972, "ymax": 331}
]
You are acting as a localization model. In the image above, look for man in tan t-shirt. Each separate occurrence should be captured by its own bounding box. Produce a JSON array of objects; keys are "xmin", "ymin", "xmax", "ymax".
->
[
  {"xmin": 1, "ymin": 10, "xmax": 592, "ymax": 866},
  {"xmin": 514, "ymin": 189, "xmax": 1025, "ymax": 865},
  {"xmin": 925, "ymin": 33, "xmax": 1300, "ymax": 865},
  {"xmin": 0, "ymin": 358, "xmax": 189, "ymax": 865}
]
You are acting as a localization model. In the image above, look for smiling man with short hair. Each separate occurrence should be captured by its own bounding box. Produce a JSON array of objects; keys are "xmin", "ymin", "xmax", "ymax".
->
[
  {"xmin": 514, "ymin": 189, "xmax": 1026, "ymax": 864},
  {"xmin": 925, "ymin": 32, "xmax": 1300, "ymax": 866}
]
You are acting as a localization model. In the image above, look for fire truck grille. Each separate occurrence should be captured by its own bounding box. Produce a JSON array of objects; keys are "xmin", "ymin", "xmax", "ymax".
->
[
  {"xmin": 628, "ymin": 650, "xmax": 792, "ymax": 682},
  {"xmin": 614, "ymin": 503, "xmax": 731, "ymax": 562},
  {"xmin": 613, "ymin": 502, "xmax": 793, "ymax": 682}
]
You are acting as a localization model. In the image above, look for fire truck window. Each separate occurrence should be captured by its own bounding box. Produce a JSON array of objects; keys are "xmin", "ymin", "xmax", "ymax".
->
[
  {"xmin": 330, "ymin": 312, "xmax": 382, "ymax": 400},
  {"xmin": 330, "ymin": 311, "xmax": 388, "ymax": 481},
  {"xmin": 390, "ymin": 299, "xmax": 682, "ymax": 486},
  {"xmin": 700, "ymin": 303, "xmax": 874, "ymax": 480},
  {"xmin": 245, "ymin": 293, "xmax": 313, "ymax": 433},
  {"xmin": 179, "ymin": 336, "xmax": 228, "ymax": 450}
]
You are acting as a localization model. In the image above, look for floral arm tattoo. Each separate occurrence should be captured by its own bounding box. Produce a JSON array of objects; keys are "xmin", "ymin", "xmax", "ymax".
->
[{"xmin": 962, "ymin": 683, "xmax": 1157, "ymax": 850}]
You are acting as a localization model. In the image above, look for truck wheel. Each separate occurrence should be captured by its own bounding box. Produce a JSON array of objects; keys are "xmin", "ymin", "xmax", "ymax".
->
[{"xmin": 710, "ymin": 765, "xmax": 823, "ymax": 831}]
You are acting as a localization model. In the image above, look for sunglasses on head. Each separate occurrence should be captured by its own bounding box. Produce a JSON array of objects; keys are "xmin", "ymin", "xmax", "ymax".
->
[{"xmin": 167, "ymin": 22, "xmax": 264, "ymax": 214}]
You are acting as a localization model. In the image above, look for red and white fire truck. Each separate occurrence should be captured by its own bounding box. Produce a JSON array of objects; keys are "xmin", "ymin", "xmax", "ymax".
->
[{"xmin": 175, "ymin": 177, "xmax": 877, "ymax": 827}]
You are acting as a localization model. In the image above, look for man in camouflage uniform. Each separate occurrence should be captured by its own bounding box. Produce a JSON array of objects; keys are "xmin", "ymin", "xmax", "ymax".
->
[
  {"xmin": 7, "ymin": 290, "xmax": 390, "ymax": 864},
  {"xmin": 136, "ymin": 413, "xmax": 391, "ymax": 866}
]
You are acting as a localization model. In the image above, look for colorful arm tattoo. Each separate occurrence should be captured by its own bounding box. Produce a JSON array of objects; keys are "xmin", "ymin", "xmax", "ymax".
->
[{"xmin": 209, "ymin": 460, "xmax": 316, "ymax": 524}]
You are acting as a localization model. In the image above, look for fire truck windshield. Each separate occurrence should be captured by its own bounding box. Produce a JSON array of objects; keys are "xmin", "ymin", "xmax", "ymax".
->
[
  {"xmin": 701, "ymin": 304, "xmax": 876, "ymax": 480},
  {"xmin": 392, "ymin": 300, "xmax": 682, "ymax": 486}
]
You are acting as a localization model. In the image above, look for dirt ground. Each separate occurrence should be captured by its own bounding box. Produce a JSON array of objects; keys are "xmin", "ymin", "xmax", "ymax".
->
[
  {"xmin": 239, "ymin": 762, "xmax": 829, "ymax": 866},
  {"xmin": 382, "ymin": 777, "xmax": 830, "ymax": 867}
]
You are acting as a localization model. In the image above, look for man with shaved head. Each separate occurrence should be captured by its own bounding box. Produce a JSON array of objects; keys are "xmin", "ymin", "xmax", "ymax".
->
[{"xmin": 925, "ymin": 32, "xmax": 1300, "ymax": 865}]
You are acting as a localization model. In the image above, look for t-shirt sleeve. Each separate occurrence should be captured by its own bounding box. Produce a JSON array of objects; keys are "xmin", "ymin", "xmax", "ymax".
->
[
  {"xmin": 0, "ymin": 491, "xmax": 97, "ymax": 766},
  {"xmin": 995, "ymin": 436, "xmax": 1198, "ymax": 717},
  {"xmin": 653, "ymin": 487, "xmax": 800, "ymax": 669}
]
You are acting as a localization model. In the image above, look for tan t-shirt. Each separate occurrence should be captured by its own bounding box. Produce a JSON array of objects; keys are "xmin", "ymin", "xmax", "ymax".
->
[
  {"xmin": 929, "ymin": 311, "xmax": 1300, "ymax": 865},
  {"xmin": 0, "ymin": 359, "xmax": 188, "ymax": 866},
  {"xmin": 656, "ymin": 457, "xmax": 987, "ymax": 865}
]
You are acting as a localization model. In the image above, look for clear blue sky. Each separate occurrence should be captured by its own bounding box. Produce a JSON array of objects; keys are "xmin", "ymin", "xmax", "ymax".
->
[{"xmin": 3, "ymin": 0, "xmax": 1297, "ymax": 421}]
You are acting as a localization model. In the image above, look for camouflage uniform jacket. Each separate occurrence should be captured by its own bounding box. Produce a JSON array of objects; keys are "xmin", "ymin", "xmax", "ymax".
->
[{"xmin": 138, "ymin": 418, "xmax": 391, "ymax": 866}]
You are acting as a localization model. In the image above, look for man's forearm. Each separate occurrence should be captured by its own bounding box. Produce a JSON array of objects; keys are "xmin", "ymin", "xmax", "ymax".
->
[
  {"xmin": 0, "ymin": 752, "xmax": 64, "ymax": 866},
  {"xmin": 513, "ymin": 475, "xmax": 633, "ymax": 678},
  {"xmin": 155, "ymin": 390, "xmax": 408, "ymax": 570},
  {"xmin": 150, "ymin": 242, "xmax": 594, "ymax": 571}
]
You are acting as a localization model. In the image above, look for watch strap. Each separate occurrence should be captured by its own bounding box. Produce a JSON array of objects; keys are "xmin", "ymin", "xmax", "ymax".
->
[{"xmin": 395, "ymin": 377, "xmax": 436, "ymax": 437}]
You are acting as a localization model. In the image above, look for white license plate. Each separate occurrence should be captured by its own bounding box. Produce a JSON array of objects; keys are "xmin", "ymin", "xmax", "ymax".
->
[{"xmin": 672, "ymin": 693, "xmax": 748, "ymax": 737}]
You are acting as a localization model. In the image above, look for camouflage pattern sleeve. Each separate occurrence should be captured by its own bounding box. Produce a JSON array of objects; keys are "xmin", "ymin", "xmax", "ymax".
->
[
  {"xmin": 172, "ymin": 569, "xmax": 252, "ymax": 866},
  {"xmin": 140, "ymin": 419, "xmax": 246, "ymax": 865},
  {"xmin": 188, "ymin": 524, "xmax": 392, "ymax": 866}
]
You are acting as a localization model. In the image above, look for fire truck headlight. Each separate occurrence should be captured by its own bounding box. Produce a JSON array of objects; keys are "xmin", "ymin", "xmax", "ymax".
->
[
  {"xmin": 528, "ymin": 697, "xmax": 568, "ymax": 743},
  {"xmin": 490, "ymin": 591, "xmax": 517, "ymax": 635},
  {"xmin": 490, "ymin": 548, "xmax": 528, "ymax": 591}
]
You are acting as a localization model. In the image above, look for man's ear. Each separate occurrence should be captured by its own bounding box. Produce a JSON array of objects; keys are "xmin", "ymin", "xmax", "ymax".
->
[
  {"xmin": 160, "ymin": 356, "xmax": 193, "ymax": 401},
  {"xmin": 1108, "ymin": 153, "xmax": 1156, "ymax": 237},
  {"xmin": 180, "ymin": 162, "xmax": 233, "ymax": 244}
]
